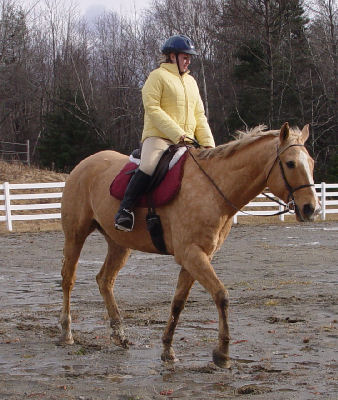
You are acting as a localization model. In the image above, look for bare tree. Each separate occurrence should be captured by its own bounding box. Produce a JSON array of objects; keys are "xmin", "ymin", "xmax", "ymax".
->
[
  {"xmin": 0, "ymin": 0, "xmax": 30, "ymax": 141},
  {"xmin": 306, "ymin": 0, "xmax": 337, "ymax": 115},
  {"xmin": 303, "ymin": 0, "xmax": 337, "ymax": 175}
]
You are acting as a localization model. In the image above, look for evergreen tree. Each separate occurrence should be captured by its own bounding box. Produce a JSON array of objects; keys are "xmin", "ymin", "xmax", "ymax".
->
[
  {"xmin": 39, "ymin": 88, "xmax": 106, "ymax": 172},
  {"xmin": 227, "ymin": 40, "xmax": 270, "ymax": 130},
  {"xmin": 326, "ymin": 154, "xmax": 338, "ymax": 183}
]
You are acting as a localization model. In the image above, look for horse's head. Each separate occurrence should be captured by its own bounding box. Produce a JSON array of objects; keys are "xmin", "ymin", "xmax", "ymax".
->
[{"xmin": 266, "ymin": 122, "xmax": 321, "ymax": 222}]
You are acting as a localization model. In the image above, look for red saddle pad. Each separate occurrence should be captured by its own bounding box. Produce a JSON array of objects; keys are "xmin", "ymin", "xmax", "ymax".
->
[{"xmin": 110, "ymin": 152, "xmax": 188, "ymax": 208}]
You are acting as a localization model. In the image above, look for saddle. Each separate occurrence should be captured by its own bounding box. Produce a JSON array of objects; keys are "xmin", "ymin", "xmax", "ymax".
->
[
  {"xmin": 110, "ymin": 144, "xmax": 188, "ymax": 207},
  {"xmin": 110, "ymin": 144, "xmax": 190, "ymax": 254}
]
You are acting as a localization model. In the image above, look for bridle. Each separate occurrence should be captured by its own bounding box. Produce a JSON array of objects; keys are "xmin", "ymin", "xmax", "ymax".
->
[
  {"xmin": 185, "ymin": 141, "xmax": 315, "ymax": 220},
  {"xmin": 264, "ymin": 144, "xmax": 315, "ymax": 220}
]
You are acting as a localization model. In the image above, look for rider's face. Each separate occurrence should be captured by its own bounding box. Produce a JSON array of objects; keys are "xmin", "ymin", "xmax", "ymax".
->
[{"xmin": 170, "ymin": 52, "xmax": 191, "ymax": 73}]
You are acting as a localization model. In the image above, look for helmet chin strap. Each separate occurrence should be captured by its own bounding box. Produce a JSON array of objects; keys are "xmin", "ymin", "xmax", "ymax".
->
[{"xmin": 175, "ymin": 53, "xmax": 183, "ymax": 75}]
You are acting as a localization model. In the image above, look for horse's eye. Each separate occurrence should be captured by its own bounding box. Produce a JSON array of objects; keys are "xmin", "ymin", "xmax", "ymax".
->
[{"xmin": 286, "ymin": 161, "xmax": 295, "ymax": 168}]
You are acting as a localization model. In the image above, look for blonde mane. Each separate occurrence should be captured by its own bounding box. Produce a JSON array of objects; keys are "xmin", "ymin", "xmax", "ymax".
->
[{"xmin": 198, "ymin": 125, "xmax": 302, "ymax": 159}]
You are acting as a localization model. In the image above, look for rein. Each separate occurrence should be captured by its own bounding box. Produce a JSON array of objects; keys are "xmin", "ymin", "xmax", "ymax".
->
[
  {"xmin": 185, "ymin": 142, "xmax": 314, "ymax": 219},
  {"xmin": 186, "ymin": 145, "xmax": 245, "ymax": 214}
]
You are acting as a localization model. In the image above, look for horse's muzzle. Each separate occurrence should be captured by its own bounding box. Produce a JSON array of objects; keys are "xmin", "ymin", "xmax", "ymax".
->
[{"xmin": 297, "ymin": 202, "xmax": 321, "ymax": 222}]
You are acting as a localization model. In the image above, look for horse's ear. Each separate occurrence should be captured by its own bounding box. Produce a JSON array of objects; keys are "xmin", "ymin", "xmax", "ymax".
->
[
  {"xmin": 301, "ymin": 124, "xmax": 310, "ymax": 143},
  {"xmin": 279, "ymin": 122, "xmax": 290, "ymax": 143}
]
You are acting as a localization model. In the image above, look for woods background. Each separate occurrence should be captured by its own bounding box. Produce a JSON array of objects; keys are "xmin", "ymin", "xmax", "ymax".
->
[{"xmin": 0, "ymin": 0, "xmax": 336, "ymax": 180}]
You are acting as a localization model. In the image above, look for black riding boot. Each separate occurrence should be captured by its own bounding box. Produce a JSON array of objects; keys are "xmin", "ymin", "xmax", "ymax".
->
[{"xmin": 114, "ymin": 169, "xmax": 151, "ymax": 232}]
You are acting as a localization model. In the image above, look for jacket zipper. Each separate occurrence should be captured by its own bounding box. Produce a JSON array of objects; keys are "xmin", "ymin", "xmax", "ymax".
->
[{"xmin": 180, "ymin": 75, "xmax": 189, "ymax": 132}]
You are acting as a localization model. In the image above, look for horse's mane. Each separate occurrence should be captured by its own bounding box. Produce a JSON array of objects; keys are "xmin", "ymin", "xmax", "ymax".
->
[{"xmin": 198, "ymin": 125, "xmax": 301, "ymax": 159}]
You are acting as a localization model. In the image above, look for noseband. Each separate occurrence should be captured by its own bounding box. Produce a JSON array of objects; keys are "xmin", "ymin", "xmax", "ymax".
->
[{"xmin": 266, "ymin": 144, "xmax": 315, "ymax": 220}]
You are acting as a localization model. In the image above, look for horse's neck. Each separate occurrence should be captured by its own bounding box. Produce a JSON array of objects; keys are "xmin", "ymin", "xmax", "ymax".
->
[{"xmin": 205, "ymin": 137, "xmax": 276, "ymax": 211}]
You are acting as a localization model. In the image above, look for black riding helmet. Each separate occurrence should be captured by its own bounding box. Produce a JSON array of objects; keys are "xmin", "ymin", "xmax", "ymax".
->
[{"xmin": 161, "ymin": 35, "xmax": 198, "ymax": 55}]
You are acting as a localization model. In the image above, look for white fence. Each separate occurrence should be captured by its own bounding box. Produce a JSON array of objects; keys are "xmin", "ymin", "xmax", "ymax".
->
[
  {"xmin": 0, "ymin": 182, "xmax": 337, "ymax": 232},
  {"xmin": 233, "ymin": 183, "xmax": 338, "ymax": 223},
  {"xmin": 0, "ymin": 182, "xmax": 64, "ymax": 231}
]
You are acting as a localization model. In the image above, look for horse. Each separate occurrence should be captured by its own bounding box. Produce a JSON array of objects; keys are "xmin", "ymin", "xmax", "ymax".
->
[{"xmin": 59, "ymin": 122, "xmax": 320, "ymax": 368}]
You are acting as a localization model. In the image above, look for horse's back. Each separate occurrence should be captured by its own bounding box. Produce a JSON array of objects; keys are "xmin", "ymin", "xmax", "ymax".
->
[
  {"xmin": 61, "ymin": 150, "xmax": 128, "ymax": 235},
  {"xmin": 69, "ymin": 150, "xmax": 127, "ymax": 179}
]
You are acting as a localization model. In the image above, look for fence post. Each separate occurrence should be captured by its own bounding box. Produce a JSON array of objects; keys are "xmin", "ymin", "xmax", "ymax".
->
[
  {"xmin": 26, "ymin": 140, "xmax": 30, "ymax": 166},
  {"xmin": 279, "ymin": 204, "xmax": 285, "ymax": 221},
  {"xmin": 320, "ymin": 182, "xmax": 326, "ymax": 220},
  {"xmin": 233, "ymin": 213, "xmax": 238, "ymax": 224},
  {"xmin": 4, "ymin": 182, "xmax": 13, "ymax": 231}
]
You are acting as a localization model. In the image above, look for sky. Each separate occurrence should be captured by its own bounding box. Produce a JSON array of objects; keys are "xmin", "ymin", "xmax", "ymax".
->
[
  {"xmin": 23, "ymin": 0, "xmax": 152, "ymax": 19},
  {"xmin": 78, "ymin": 0, "xmax": 151, "ymax": 16}
]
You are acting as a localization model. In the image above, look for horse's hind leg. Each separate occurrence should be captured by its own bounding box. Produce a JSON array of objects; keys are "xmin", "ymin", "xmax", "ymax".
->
[
  {"xmin": 161, "ymin": 267, "xmax": 195, "ymax": 362},
  {"xmin": 96, "ymin": 236, "xmax": 131, "ymax": 348},
  {"xmin": 60, "ymin": 233, "xmax": 88, "ymax": 344}
]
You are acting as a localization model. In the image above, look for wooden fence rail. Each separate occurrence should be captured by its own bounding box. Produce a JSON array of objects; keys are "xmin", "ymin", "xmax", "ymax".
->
[
  {"xmin": 0, "ymin": 182, "xmax": 337, "ymax": 232},
  {"xmin": 0, "ymin": 182, "xmax": 64, "ymax": 231},
  {"xmin": 233, "ymin": 183, "xmax": 338, "ymax": 223}
]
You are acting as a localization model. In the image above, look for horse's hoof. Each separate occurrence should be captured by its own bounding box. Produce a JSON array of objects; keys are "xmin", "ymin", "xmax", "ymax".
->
[
  {"xmin": 111, "ymin": 335, "xmax": 130, "ymax": 349},
  {"xmin": 120, "ymin": 338, "xmax": 130, "ymax": 349},
  {"xmin": 212, "ymin": 349, "xmax": 231, "ymax": 369},
  {"xmin": 59, "ymin": 334, "xmax": 74, "ymax": 345},
  {"xmin": 161, "ymin": 348, "xmax": 179, "ymax": 362}
]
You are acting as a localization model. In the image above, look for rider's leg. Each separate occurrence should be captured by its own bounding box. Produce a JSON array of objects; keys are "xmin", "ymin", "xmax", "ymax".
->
[
  {"xmin": 138, "ymin": 137, "xmax": 172, "ymax": 175},
  {"xmin": 114, "ymin": 137, "xmax": 172, "ymax": 232},
  {"xmin": 114, "ymin": 169, "xmax": 151, "ymax": 231}
]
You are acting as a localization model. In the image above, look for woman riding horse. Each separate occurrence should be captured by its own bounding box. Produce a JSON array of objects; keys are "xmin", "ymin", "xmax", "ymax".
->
[{"xmin": 114, "ymin": 34, "xmax": 215, "ymax": 232}]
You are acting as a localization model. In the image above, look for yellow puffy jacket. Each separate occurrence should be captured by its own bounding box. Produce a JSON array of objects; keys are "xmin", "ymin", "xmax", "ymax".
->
[{"xmin": 141, "ymin": 63, "xmax": 215, "ymax": 147}]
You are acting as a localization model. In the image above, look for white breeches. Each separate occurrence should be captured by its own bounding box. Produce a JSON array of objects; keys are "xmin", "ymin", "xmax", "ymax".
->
[{"xmin": 139, "ymin": 137, "xmax": 173, "ymax": 175}]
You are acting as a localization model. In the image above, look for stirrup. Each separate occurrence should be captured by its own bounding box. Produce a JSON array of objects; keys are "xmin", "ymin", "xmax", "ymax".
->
[{"xmin": 114, "ymin": 209, "xmax": 134, "ymax": 232}]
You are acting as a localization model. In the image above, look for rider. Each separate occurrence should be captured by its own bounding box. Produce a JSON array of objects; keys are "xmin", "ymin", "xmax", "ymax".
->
[{"xmin": 114, "ymin": 34, "xmax": 215, "ymax": 232}]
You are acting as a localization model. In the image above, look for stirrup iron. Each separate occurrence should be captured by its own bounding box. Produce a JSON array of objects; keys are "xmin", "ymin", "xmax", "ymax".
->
[{"xmin": 114, "ymin": 209, "xmax": 135, "ymax": 232}]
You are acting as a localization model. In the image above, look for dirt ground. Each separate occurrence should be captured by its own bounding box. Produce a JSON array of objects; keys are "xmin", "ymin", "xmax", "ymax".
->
[{"xmin": 0, "ymin": 222, "xmax": 337, "ymax": 400}]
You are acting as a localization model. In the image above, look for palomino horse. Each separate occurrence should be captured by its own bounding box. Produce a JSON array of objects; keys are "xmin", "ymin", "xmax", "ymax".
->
[{"xmin": 60, "ymin": 122, "xmax": 320, "ymax": 368}]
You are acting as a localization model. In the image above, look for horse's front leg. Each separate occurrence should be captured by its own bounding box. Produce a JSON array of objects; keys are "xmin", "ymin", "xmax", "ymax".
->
[
  {"xmin": 161, "ymin": 267, "xmax": 195, "ymax": 362},
  {"xmin": 182, "ymin": 243, "xmax": 231, "ymax": 368}
]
